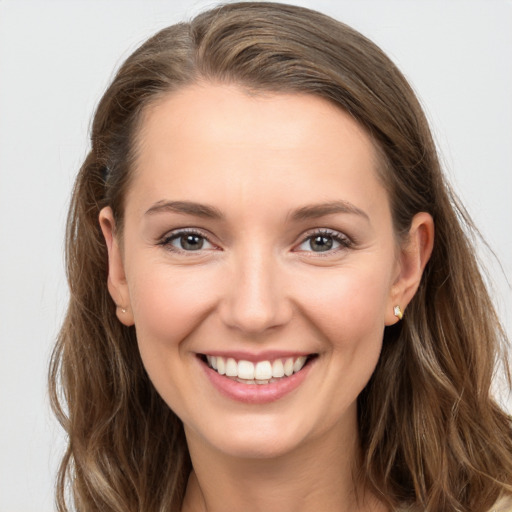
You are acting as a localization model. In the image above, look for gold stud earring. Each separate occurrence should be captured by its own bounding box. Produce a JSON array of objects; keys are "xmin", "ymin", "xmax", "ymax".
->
[{"xmin": 393, "ymin": 305, "xmax": 403, "ymax": 320}]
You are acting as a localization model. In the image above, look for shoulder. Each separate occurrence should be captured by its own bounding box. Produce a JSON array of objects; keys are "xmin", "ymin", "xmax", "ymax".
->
[
  {"xmin": 491, "ymin": 495, "xmax": 512, "ymax": 512},
  {"xmin": 394, "ymin": 497, "xmax": 512, "ymax": 512}
]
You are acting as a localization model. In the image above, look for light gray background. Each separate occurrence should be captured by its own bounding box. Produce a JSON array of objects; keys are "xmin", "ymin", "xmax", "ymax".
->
[{"xmin": 1, "ymin": 1, "xmax": 511, "ymax": 511}]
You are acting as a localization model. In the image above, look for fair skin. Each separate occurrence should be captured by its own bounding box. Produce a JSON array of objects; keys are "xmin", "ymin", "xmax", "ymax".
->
[{"xmin": 100, "ymin": 83, "xmax": 433, "ymax": 512}]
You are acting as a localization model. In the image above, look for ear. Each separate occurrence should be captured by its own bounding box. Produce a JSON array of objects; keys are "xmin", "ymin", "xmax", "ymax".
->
[
  {"xmin": 386, "ymin": 212, "xmax": 434, "ymax": 325},
  {"xmin": 99, "ymin": 207, "xmax": 134, "ymax": 326}
]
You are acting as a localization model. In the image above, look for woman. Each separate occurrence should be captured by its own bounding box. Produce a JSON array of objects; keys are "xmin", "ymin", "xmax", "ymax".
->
[{"xmin": 49, "ymin": 2, "xmax": 512, "ymax": 511}]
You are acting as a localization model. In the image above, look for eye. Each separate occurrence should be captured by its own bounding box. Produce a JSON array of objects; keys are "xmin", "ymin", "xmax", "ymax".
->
[
  {"xmin": 295, "ymin": 229, "xmax": 351, "ymax": 253},
  {"xmin": 159, "ymin": 230, "xmax": 216, "ymax": 252}
]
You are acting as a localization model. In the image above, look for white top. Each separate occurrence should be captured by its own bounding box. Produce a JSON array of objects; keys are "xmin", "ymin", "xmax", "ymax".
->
[{"xmin": 397, "ymin": 496, "xmax": 512, "ymax": 512}]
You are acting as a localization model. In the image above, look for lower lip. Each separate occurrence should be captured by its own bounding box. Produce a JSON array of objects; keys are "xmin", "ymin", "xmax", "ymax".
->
[{"xmin": 200, "ymin": 358, "xmax": 314, "ymax": 404}]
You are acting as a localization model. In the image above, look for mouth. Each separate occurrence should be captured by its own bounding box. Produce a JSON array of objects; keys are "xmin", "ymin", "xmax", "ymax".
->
[{"xmin": 198, "ymin": 353, "xmax": 317, "ymax": 385}]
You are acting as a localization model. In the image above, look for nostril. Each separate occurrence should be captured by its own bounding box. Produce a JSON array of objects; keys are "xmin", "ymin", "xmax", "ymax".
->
[{"xmin": 219, "ymin": 269, "xmax": 293, "ymax": 334}]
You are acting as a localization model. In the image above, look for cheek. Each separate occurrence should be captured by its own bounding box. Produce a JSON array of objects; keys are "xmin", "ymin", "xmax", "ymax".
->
[
  {"xmin": 128, "ymin": 264, "xmax": 220, "ymax": 350},
  {"xmin": 296, "ymin": 264, "xmax": 392, "ymax": 344},
  {"xmin": 300, "ymin": 267, "xmax": 391, "ymax": 407},
  {"xmin": 125, "ymin": 265, "xmax": 222, "ymax": 418}
]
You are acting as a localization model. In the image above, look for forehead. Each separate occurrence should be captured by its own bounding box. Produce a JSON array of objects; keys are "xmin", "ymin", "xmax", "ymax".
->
[
  {"xmin": 127, "ymin": 83, "xmax": 387, "ymax": 219},
  {"xmin": 137, "ymin": 82, "xmax": 377, "ymax": 157}
]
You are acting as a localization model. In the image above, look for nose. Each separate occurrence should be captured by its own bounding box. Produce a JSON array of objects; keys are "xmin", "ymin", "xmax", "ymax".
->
[{"xmin": 219, "ymin": 250, "xmax": 293, "ymax": 336}]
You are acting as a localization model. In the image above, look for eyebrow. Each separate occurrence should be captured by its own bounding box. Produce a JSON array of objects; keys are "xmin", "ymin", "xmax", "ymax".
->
[
  {"xmin": 144, "ymin": 199, "xmax": 369, "ymax": 222},
  {"xmin": 145, "ymin": 200, "xmax": 224, "ymax": 219},
  {"xmin": 290, "ymin": 201, "xmax": 370, "ymax": 222}
]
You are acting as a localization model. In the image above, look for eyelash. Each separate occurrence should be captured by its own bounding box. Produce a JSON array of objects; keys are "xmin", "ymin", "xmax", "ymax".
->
[
  {"xmin": 295, "ymin": 229, "xmax": 353, "ymax": 255},
  {"xmin": 157, "ymin": 228, "xmax": 353, "ymax": 255},
  {"xmin": 157, "ymin": 229, "xmax": 217, "ymax": 254}
]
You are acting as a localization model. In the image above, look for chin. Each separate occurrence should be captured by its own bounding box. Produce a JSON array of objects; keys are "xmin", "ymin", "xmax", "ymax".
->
[{"xmin": 184, "ymin": 413, "xmax": 313, "ymax": 461}]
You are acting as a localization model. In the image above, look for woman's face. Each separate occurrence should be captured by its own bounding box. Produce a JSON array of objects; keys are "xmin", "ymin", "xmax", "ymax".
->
[{"xmin": 101, "ymin": 83, "xmax": 424, "ymax": 460}]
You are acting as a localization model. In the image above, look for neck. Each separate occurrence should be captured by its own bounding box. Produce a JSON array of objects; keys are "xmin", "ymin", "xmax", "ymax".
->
[{"xmin": 181, "ymin": 421, "xmax": 386, "ymax": 512}]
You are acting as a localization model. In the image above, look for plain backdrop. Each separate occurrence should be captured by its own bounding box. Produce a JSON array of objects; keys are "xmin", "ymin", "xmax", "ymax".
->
[{"xmin": 1, "ymin": 1, "xmax": 511, "ymax": 511}]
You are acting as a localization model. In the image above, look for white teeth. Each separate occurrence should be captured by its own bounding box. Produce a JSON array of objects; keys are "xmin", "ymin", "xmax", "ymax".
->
[
  {"xmin": 237, "ymin": 360, "xmax": 255, "ymax": 380},
  {"xmin": 216, "ymin": 357, "xmax": 226, "ymax": 375},
  {"xmin": 284, "ymin": 357, "xmax": 294, "ymax": 376},
  {"xmin": 205, "ymin": 354, "xmax": 310, "ymax": 382},
  {"xmin": 272, "ymin": 359, "xmax": 285, "ymax": 378},
  {"xmin": 293, "ymin": 356, "xmax": 307, "ymax": 373},
  {"xmin": 254, "ymin": 361, "xmax": 272, "ymax": 380},
  {"xmin": 225, "ymin": 358, "xmax": 237, "ymax": 377}
]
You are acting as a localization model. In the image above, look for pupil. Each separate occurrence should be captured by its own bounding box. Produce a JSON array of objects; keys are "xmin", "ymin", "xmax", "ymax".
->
[
  {"xmin": 181, "ymin": 234, "xmax": 203, "ymax": 250},
  {"xmin": 311, "ymin": 235, "xmax": 333, "ymax": 252}
]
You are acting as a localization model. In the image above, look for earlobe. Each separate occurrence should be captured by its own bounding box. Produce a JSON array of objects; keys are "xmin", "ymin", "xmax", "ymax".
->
[
  {"xmin": 99, "ymin": 207, "xmax": 135, "ymax": 326},
  {"xmin": 386, "ymin": 212, "xmax": 434, "ymax": 325}
]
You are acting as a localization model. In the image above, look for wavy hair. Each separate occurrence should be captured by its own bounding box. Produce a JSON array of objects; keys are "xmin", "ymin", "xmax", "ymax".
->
[{"xmin": 49, "ymin": 3, "xmax": 512, "ymax": 511}]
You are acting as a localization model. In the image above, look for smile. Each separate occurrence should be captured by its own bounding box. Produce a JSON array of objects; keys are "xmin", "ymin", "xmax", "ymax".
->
[
  {"xmin": 198, "ymin": 352, "xmax": 318, "ymax": 403},
  {"xmin": 204, "ymin": 355, "xmax": 309, "ymax": 384}
]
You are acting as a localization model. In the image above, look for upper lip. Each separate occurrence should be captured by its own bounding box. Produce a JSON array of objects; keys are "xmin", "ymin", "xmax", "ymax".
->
[{"xmin": 197, "ymin": 350, "xmax": 315, "ymax": 363}]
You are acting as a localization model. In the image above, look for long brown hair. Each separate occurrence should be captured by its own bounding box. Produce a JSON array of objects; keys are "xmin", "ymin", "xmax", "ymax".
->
[{"xmin": 49, "ymin": 3, "xmax": 512, "ymax": 511}]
